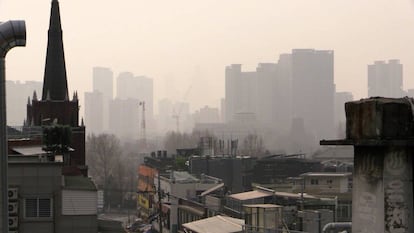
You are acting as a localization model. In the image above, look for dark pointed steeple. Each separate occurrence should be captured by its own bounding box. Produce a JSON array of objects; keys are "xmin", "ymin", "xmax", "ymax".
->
[{"xmin": 42, "ymin": 0, "xmax": 69, "ymax": 101}]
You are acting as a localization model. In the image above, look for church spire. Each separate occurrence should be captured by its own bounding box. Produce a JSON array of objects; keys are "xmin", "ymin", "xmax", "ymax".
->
[{"xmin": 42, "ymin": 0, "xmax": 69, "ymax": 101}]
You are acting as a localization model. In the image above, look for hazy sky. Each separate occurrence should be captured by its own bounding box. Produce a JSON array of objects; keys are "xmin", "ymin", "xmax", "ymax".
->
[{"xmin": 1, "ymin": 0, "xmax": 414, "ymax": 113}]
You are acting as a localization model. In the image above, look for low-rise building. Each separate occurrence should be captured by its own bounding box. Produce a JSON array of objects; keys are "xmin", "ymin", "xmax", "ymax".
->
[
  {"xmin": 297, "ymin": 172, "xmax": 352, "ymax": 194},
  {"xmin": 8, "ymin": 154, "xmax": 98, "ymax": 233},
  {"xmin": 291, "ymin": 172, "xmax": 353, "ymax": 222},
  {"xmin": 182, "ymin": 215, "xmax": 244, "ymax": 233},
  {"xmin": 154, "ymin": 171, "xmax": 222, "ymax": 233}
]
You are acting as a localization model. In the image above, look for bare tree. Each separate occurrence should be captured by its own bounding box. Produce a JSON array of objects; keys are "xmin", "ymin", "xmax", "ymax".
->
[{"xmin": 86, "ymin": 134, "xmax": 122, "ymax": 208}]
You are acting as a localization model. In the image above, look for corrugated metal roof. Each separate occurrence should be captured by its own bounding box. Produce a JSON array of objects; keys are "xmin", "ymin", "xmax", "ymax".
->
[
  {"xmin": 182, "ymin": 215, "xmax": 244, "ymax": 233},
  {"xmin": 229, "ymin": 190, "xmax": 272, "ymax": 201}
]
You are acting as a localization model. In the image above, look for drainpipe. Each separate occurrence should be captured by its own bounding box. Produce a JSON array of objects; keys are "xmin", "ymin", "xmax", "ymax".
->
[
  {"xmin": 322, "ymin": 222, "xmax": 352, "ymax": 233},
  {"xmin": 0, "ymin": 20, "xmax": 26, "ymax": 233}
]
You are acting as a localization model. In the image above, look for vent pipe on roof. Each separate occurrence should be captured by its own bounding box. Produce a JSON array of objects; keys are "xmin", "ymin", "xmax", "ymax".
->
[{"xmin": 0, "ymin": 20, "xmax": 26, "ymax": 233}]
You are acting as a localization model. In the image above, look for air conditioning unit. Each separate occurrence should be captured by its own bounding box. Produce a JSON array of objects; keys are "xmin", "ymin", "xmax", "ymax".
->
[
  {"xmin": 8, "ymin": 202, "xmax": 18, "ymax": 215},
  {"xmin": 8, "ymin": 188, "xmax": 18, "ymax": 201},
  {"xmin": 8, "ymin": 216, "xmax": 18, "ymax": 229}
]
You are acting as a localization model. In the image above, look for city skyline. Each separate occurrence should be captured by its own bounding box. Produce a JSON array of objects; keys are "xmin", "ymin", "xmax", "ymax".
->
[{"xmin": 1, "ymin": 0, "xmax": 414, "ymax": 112}]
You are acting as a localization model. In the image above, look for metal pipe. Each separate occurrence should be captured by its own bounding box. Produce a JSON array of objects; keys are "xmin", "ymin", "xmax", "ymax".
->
[
  {"xmin": 0, "ymin": 20, "xmax": 26, "ymax": 233},
  {"xmin": 322, "ymin": 222, "xmax": 352, "ymax": 233}
]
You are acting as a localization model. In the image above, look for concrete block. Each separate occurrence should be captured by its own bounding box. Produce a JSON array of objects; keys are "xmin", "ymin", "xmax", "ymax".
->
[{"xmin": 345, "ymin": 97, "xmax": 414, "ymax": 140}]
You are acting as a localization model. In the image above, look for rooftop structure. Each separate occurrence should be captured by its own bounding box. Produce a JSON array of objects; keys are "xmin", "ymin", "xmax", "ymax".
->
[
  {"xmin": 321, "ymin": 97, "xmax": 414, "ymax": 232},
  {"xmin": 182, "ymin": 215, "xmax": 244, "ymax": 233}
]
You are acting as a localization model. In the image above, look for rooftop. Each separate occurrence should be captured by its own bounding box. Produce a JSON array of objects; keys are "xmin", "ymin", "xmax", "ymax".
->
[
  {"xmin": 244, "ymin": 204, "xmax": 282, "ymax": 208},
  {"xmin": 229, "ymin": 190, "xmax": 272, "ymax": 201},
  {"xmin": 300, "ymin": 172, "xmax": 352, "ymax": 177},
  {"xmin": 182, "ymin": 215, "xmax": 244, "ymax": 233}
]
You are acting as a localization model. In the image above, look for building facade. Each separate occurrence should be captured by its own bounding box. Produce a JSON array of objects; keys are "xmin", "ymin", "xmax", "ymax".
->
[
  {"xmin": 368, "ymin": 60, "xmax": 404, "ymax": 98},
  {"xmin": 291, "ymin": 49, "xmax": 335, "ymax": 140}
]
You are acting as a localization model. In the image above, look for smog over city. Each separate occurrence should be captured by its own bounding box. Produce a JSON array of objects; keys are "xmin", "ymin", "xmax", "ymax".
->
[{"xmin": 1, "ymin": 0, "xmax": 414, "ymax": 232}]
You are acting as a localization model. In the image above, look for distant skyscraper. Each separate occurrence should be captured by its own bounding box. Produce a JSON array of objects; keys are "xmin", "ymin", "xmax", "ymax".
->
[
  {"xmin": 6, "ymin": 80, "xmax": 42, "ymax": 126},
  {"xmin": 90, "ymin": 67, "xmax": 113, "ymax": 132},
  {"xmin": 225, "ymin": 64, "xmax": 258, "ymax": 122},
  {"xmin": 93, "ymin": 67, "xmax": 113, "ymax": 99},
  {"xmin": 84, "ymin": 91, "xmax": 103, "ymax": 135},
  {"xmin": 334, "ymin": 91, "xmax": 353, "ymax": 129},
  {"xmin": 116, "ymin": 72, "xmax": 154, "ymax": 119},
  {"xmin": 256, "ymin": 63, "xmax": 278, "ymax": 126},
  {"xmin": 116, "ymin": 72, "xmax": 135, "ymax": 100},
  {"xmin": 108, "ymin": 98, "xmax": 139, "ymax": 140},
  {"xmin": 368, "ymin": 60, "xmax": 404, "ymax": 98},
  {"xmin": 275, "ymin": 54, "xmax": 293, "ymax": 132},
  {"xmin": 193, "ymin": 106, "xmax": 220, "ymax": 124},
  {"xmin": 291, "ymin": 49, "xmax": 335, "ymax": 139},
  {"xmin": 224, "ymin": 58, "xmax": 292, "ymax": 131}
]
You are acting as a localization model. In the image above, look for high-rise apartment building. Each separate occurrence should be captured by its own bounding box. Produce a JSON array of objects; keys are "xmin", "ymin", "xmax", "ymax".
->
[
  {"xmin": 93, "ymin": 67, "xmax": 113, "ymax": 99},
  {"xmin": 84, "ymin": 91, "xmax": 103, "ymax": 134},
  {"xmin": 291, "ymin": 49, "xmax": 335, "ymax": 139},
  {"xmin": 116, "ymin": 72, "xmax": 154, "ymax": 119},
  {"xmin": 334, "ymin": 92, "xmax": 353, "ymax": 133},
  {"xmin": 6, "ymin": 80, "xmax": 42, "ymax": 126},
  {"xmin": 256, "ymin": 63, "xmax": 278, "ymax": 126},
  {"xmin": 224, "ymin": 56, "xmax": 293, "ymax": 132},
  {"xmin": 368, "ymin": 59, "xmax": 404, "ymax": 98},
  {"xmin": 225, "ymin": 64, "xmax": 258, "ymax": 123},
  {"xmin": 193, "ymin": 106, "xmax": 220, "ymax": 124},
  {"xmin": 275, "ymin": 54, "xmax": 293, "ymax": 132},
  {"xmin": 108, "ymin": 98, "xmax": 140, "ymax": 140},
  {"xmin": 116, "ymin": 72, "xmax": 135, "ymax": 100}
]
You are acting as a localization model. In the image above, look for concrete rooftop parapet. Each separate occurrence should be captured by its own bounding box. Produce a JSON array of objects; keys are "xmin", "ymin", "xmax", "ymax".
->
[
  {"xmin": 345, "ymin": 97, "xmax": 414, "ymax": 140},
  {"xmin": 320, "ymin": 97, "xmax": 414, "ymax": 233}
]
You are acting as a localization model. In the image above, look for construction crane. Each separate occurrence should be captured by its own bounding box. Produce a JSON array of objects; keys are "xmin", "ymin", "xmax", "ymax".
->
[
  {"xmin": 172, "ymin": 85, "xmax": 192, "ymax": 133},
  {"xmin": 139, "ymin": 101, "xmax": 146, "ymax": 148}
]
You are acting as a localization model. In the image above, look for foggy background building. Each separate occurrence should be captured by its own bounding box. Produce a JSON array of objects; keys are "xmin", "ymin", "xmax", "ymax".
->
[
  {"xmin": 368, "ymin": 59, "xmax": 405, "ymax": 98},
  {"xmin": 6, "ymin": 80, "xmax": 42, "ymax": 126},
  {"xmin": 291, "ymin": 49, "xmax": 335, "ymax": 140}
]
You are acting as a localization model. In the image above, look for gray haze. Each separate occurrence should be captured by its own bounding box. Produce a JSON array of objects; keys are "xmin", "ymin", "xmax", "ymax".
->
[
  {"xmin": 2, "ymin": 0, "xmax": 414, "ymax": 110},
  {"xmin": 3, "ymin": 0, "xmax": 414, "ymax": 154}
]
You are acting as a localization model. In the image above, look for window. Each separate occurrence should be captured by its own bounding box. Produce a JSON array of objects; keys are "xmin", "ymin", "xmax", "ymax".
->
[
  {"xmin": 326, "ymin": 179, "xmax": 333, "ymax": 184},
  {"xmin": 24, "ymin": 198, "xmax": 52, "ymax": 218},
  {"xmin": 310, "ymin": 179, "xmax": 319, "ymax": 185}
]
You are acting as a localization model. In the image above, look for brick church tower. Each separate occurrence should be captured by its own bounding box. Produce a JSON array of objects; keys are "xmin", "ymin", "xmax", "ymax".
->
[{"xmin": 26, "ymin": 0, "xmax": 86, "ymax": 176}]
